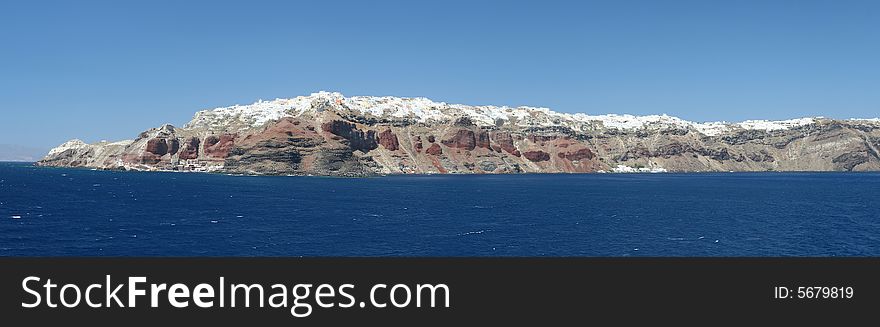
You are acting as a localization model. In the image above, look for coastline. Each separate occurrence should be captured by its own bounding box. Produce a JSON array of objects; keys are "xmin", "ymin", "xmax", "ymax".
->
[{"xmin": 17, "ymin": 161, "xmax": 880, "ymax": 178}]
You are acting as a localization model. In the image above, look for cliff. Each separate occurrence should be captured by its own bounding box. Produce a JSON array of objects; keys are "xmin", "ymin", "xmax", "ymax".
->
[{"xmin": 38, "ymin": 91, "xmax": 880, "ymax": 176}]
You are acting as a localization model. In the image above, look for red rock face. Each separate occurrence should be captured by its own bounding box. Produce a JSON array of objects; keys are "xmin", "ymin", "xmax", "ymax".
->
[
  {"xmin": 178, "ymin": 137, "xmax": 200, "ymax": 160},
  {"xmin": 321, "ymin": 120, "xmax": 351, "ymax": 136},
  {"xmin": 204, "ymin": 134, "xmax": 236, "ymax": 158},
  {"xmin": 426, "ymin": 143, "xmax": 443, "ymax": 155},
  {"xmin": 476, "ymin": 130, "xmax": 490, "ymax": 149},
  {"xmin": 204, "ymin": 135, "xmax": 220, "ymax": 148},
  {"xmin": 523, "ymin": 150, "xmax": 550, "ymax": 162},
  {"xmin": 558, "ymin": 148, "xmax": 595, "ymax": 161},
  {"xmin": 145, "ymin": 138, "xmax": 168, "ymax": 156},
  {"xmin": 378, "ymin": 129, "xmax": 399, "ymax": 151},
  {"xmin": 442, "ymin": 129, "xmax": 476, "ymax": 150},
  {"xmin": 321, "ymin": 120, "xmax": 378, "ymax": 152},
  {"xmin": 491, "ymin": 132, "xmax": 520, "ymax": 156}
]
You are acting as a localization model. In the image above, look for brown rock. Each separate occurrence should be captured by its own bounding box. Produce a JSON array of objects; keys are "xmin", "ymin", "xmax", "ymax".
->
[
  {"xmin": 322, "ymin": 120, "xmax": 351, "ymax": 136},
  {"xmin": 378, "ymin": 129, "xmax": 399, "ymax": 151},
  {"xmin": 426, "ymin": 143, "xmax": 443, "ymax": 155},
  {"xmin": 523, "ymin": 150, "xmax": 550, "ymax": 162},
  {"xmin": 491, "ymin": 132, "xmax": 520, "ymax": 156},
  {"xmin": 204, "ymin": 135, "xmax": 220, "ymax": 148},
  {"xmin": 442, "ymin": 129, "xmax": 476, "ymax": 150},
  {"xmin": 145, "ymin": 138, "xmax": 168, "ymax": 156},
  {"xmin": 178, "ymin": 137, "xmax": 200, "ymax": 160},
  {"xmin": 558, "ymin": 148, "xmax": 595, "ymax": 161},
  {"xmin": 321, "ymin": 120, "xmax": 378, "ymax": 152},
  {"xmin": 204, "ymin": 134, "xmax": 236, "ymax": 158}
]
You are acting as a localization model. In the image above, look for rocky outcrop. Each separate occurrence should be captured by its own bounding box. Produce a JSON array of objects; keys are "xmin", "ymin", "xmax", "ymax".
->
[
  {"xmin": 523, "ymin": 150, "xmax": 550, "ymax": 162},
  {"xmin": 167, "ymin": 138, "xmax": 180, "ymax": 155},
  {"xmin": 425, "ymin": 143, "xmax": 443, "ymax": 156},
  {"xmin": 321, "ymin": 120, "xmax": 378, "ymax": 152},
  {"xmin": 413, "ymin": 136, "xmax": 424, "ymax": 153},
  {"xmin": 222, "ymin": 117, "xmax": 377, "ymax": 176},
  {"xmin": 204, "ymin": 134, "xmax": 236, "ymax": 158},
  {"xmin": 38, "ymin": 91, "xmax": 880, "ymax": 176},
  {"xmin": 378, "ymin": 129, "xmax": 399, "ymax": 151},
  {"xmin": 491, "ymin": 132, "xmax": 520, "ymax": 156},
  {"xmin": 527, "ymin": 135, "xmax": 557, "ymax": 143},
  {"xmin": 145, "ymin": 138, "xmax": 169, "ymax": 156},
  {"xmin": 833, "ymin": 152, "xmax": 870, "ymax": 171},
  {"xmin": 558, "ymin": 148, "xmax": 594, "ymax": 161},
  {"xmin": 476, "ymin": 131, "xmax": 490, "ymax": 149},
  {"xmin": 442, "ymin": 129, "xmax": 476, "ymax": 150},
  {"xmin": 178, "ymin": 137, "xmax": 200, "ymax": 160}
]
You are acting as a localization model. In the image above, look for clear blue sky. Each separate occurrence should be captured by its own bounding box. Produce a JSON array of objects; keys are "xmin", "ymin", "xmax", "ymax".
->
[{"xmin": 2, "ymin": 0, "xmax": 879, "ymax": 152}]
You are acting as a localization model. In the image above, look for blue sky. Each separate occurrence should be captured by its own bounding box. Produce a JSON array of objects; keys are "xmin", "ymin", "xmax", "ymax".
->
[{"xmin": 1, "ymin": 0, "xmax": 879, "ymax": 152}]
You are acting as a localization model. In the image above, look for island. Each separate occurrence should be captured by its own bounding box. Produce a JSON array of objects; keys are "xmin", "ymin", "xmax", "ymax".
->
[{"xmin": 39, "ymin": 91, "xmax": 880, "ymax": 176}]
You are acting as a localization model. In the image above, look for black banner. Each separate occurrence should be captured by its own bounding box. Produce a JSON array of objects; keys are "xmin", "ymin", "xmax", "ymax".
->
[{"xmin": 0, "ymin": 258, "xmax": 876, "ymax": 324}]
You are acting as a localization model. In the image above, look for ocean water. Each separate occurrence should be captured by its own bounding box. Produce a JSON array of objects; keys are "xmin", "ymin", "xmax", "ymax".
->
[{"xmin": 0, "ymin": 162, "xmax": 878, "ymax": 256}]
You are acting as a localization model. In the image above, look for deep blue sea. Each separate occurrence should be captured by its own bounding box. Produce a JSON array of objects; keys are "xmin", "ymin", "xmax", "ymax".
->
[{"xmin": 0, "ymin": 162, "xmax": 878, "ymax": 256}]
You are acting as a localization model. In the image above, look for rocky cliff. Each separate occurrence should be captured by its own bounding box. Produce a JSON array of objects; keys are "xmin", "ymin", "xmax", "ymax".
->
[{"xmin": 38, "ymin": 91, "xmax": 880, "ymax": 176}]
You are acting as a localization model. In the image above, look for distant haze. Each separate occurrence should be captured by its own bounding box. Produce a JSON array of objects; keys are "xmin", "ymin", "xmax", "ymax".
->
[{"xmin": 0, "ymin": 144, "xmax": 46, "ymax": 162}]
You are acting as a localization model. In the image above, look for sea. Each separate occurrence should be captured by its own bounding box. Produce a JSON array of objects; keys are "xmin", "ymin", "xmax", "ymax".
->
[{"xmin": 0, "ymin": 161, "xmax": 878, "ymax": 256}]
